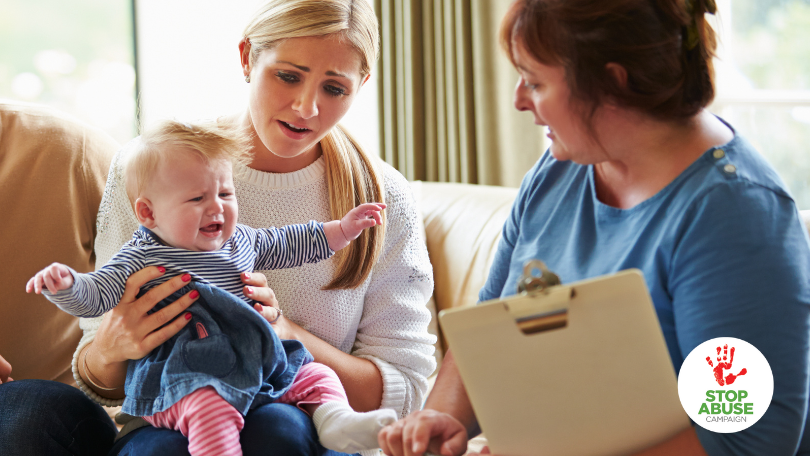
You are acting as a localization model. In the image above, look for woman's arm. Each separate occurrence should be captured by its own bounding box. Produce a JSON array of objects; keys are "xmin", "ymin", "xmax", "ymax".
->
[
  {"xmin": 423, "ymin": 351, "xmax": 480, "ymax": 436},
  {"xmin": 74, "ymin": 142, "xmax": 195, "ymax": 403},
  {"xmin": 77, "ymin": 268, "xmax": 198, "ymax": 399},
  {"xmin": 349, "ymin": 167, "xmax": 436, "ymax": 416},
  {"xmin": 248, "ymin": 272, "xmax": 384, "ymax": 411},
  {"xmin": 74, "ymin": 144, "xmax": 138, "ymax": 402},
  {"xmin": 252, "ymin": 166, "xmax": 436, "ymax": 415},
  {"xmin": 667, "ymin": 182, "xmax": 810, "ymax": 455},
  {"xmin": 248, "ymin": 273, "xmax": 385, "ymax": 411},
  {"xmin": 378, "ymin": 351, "xmax": 474, "ymax": 456},
  {"xmin": 276, "ymin": 316, "xmax": 385, "ymax": 412}
]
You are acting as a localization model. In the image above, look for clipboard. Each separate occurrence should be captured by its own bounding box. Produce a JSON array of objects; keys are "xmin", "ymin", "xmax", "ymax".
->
[{"xmin": 438, "ymin": 261, "xmax": 690, "ymax": 456}]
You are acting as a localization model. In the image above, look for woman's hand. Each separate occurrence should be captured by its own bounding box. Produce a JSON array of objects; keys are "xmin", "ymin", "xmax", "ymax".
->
[
  {"xmin": 242, "ymin": 271, "xmax": 298, "ymax": 340},
  {"xmin": 83, "ymin": 266, "xmax": 198, "ymax": 394},
  {"xmin": 378, "ymin": 410, "xmax": 469, "ymax": 456},
  {"xmin": 241, "ymin": 271, "xmax": 384, "ymax": 411},
  {"xmin": 0, "ymin": 353, "xmax": 12, "ymax": 384}
]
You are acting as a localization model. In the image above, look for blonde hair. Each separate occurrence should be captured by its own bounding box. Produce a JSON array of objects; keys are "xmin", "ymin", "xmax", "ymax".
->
[
  {"xmin": 124, "ymin": 119, "xmax": 252, "ymax": 205},
  {"xmin": 243, "ymin": 0, "xmax": 384, "ymax": 290}
]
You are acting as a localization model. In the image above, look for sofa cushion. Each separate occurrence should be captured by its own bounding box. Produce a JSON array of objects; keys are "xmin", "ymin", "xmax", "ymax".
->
[
  {"xmin": 0, "ymin": 100, "xmax": 118, "ymax": 383},
  {"xmin": 417, "ymin": 182, "xmax": 518, "ymax": 349}
]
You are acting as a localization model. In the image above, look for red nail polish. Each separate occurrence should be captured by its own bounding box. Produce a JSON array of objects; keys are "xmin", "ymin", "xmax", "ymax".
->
[
  {"xmin": 246, "ymin": 287, "xmax": 253, "ymax": 294},
  {"xmin": 185, "ymin": 313, "xmax": 192, "ymax": 320},
  {"xmin": 190, "ymin": 290, "xmax": 199, "ymax": 299},
  {"xmin": 182, "ymin": 273, "xmax": 191, "ymax": 282},
  {"xmin": 157, "ymin": 266, "xmax": 166, "ymax": 274},
  {"xmin": 244, "ymin": 272, "xmax": 251, "ymax": 279}
]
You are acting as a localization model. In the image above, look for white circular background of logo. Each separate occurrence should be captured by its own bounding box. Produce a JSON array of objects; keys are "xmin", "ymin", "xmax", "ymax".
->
[{"xmin": 678, "ymin": 337, "xmax": 773, "ymax": 433}]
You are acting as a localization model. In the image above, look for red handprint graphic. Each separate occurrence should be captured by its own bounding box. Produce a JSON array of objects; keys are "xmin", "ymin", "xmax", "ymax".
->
[{"xmin": 706, "ymin": 344, "xmax": 747, "ymax": 386}]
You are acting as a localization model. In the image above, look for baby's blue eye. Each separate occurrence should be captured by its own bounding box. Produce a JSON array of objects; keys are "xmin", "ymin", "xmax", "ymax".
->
[{"xmin": 190, "ymin": 196, "xmax": 203, "ymax": 202}]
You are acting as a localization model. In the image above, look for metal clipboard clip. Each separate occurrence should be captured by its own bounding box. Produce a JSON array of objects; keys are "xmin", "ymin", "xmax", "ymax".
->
[{"xmin": 510, "ymin": 259, "xmax": 572, "ymax": 335}]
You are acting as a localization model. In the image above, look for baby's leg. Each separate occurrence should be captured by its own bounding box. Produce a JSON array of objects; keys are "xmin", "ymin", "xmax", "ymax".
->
[
  {"xmin": 143, "ymin": 386, "xmax": 244, "ymax": 456},
  {"xmin": 277, "ymin": 362, "xmax": 397, "ymax": 453}
]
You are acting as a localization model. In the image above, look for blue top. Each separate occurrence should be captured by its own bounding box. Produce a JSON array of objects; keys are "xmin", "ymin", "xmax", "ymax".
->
[{"xmin": 480, "ymin": 131, "xmax": 810, "ymax": 455}]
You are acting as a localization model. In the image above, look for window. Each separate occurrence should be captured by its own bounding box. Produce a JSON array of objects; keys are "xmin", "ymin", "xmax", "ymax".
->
[
  {"xmin": 710, "ymin": 0, "xmax": 810, "ymax": 208},
  {"xmin": 0, "ymin": 0, "xmax": 137, "ymax": 143}
]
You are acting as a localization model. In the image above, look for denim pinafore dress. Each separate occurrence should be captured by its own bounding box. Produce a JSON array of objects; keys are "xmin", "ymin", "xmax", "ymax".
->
[{"xmin": 122, "ymin": 282, "xmax": 313, "ymax": 417}]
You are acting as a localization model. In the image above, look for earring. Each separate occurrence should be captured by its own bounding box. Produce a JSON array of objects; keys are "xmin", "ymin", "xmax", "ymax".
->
[{"xmin": 245, "ymin": 75, "xmax": 250, "ymax": 83}]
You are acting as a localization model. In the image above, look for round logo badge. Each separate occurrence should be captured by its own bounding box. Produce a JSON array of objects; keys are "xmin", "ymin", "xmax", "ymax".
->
[{"xmin": 678, "ymin": 337, "xmax": 773, "ymax": 433}]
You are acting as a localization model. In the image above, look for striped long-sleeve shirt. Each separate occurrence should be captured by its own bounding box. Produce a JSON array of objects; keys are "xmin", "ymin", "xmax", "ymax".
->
[{"xmin": 47, "ymin": 222, "xmax": 333, "ymax": 317}]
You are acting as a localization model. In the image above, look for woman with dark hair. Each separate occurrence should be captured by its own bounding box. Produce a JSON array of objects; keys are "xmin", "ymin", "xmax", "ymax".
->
[{"xmin": 378, "ymin": 0, "xmax": 810, "ymax": 455}]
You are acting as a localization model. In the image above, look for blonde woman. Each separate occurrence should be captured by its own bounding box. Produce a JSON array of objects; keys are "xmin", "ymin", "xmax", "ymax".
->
[{"xmin": 74, "ymin": 1, "xmax": 436, "ymax": 455}]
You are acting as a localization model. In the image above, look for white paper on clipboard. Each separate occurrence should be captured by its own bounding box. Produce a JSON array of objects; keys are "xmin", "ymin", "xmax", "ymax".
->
[{"xmin": 438, "ymin": 267, "xmax": 690, "ymax": 456}]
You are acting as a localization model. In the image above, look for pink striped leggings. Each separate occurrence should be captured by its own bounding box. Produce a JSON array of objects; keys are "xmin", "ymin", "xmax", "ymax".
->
[{"xmin": 143, "ymin": 362, "xmax": 347, "ymax": 456}]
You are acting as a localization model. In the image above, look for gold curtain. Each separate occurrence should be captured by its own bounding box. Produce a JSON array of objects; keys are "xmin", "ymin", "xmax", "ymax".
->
[{"xmin": 376, "ymin": 0, "xmax": 547, "ymax": 187}]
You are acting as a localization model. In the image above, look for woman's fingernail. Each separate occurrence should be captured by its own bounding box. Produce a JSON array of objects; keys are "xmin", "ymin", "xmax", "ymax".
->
[
  {"xmin": 246, "ymin": 287, "xmax": 253, "ymax": 295},
  {"xmin": 185, "ymin": 313, "xmax": 192, "ymax": 320},
  {"xmin": 182, "ymin": 273, "xmax": 191, "ymax": 282},
  {"xmin": 157, "ymin": 266, "xmax": 166, "ymax": 274},
  {"xmin": 244, "ymin": 272, "xmax": 251, "ymax": 279},
  {"xmin": 190, "ymin": 290, "xmax": 199, "ymax": 299}
]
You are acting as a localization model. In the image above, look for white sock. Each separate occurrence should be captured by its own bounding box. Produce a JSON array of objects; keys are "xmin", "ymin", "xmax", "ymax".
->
[{"xmin": 312, "ymin": 401, "xmax": 398, "ymax": 453}]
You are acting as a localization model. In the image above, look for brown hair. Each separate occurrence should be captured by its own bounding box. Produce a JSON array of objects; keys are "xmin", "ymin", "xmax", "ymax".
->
[
  {"xmin": 500, "ymin": 0, "xmax": 717, "ymax": 125},
  {"xmin": 242, "ymin": 0, "xmax": 384, "ymax": 290},
  {"xmin": 124, "ymin": 119, "xmax": 252, "ymax": 205}
]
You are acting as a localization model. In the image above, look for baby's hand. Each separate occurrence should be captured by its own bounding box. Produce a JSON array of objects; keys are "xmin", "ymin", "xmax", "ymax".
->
[
  {"xmin": 26, "ymin": 263, "xmax": 74, "ymax": 294},
  {"xmin": 323, "ymin": 203, "xmax": 386, "ymax": 251},
  {"xmin": 340, "ymin": 203, "xmax": 386, "ymax": 241}
]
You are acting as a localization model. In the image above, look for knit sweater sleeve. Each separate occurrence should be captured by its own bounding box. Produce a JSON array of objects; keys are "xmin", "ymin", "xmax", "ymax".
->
[
  {"xmin": 351, "ymin": 164, "xmax": 437, "ymax": 418},
  {"xmin": 73, "ymin": 140, "xmax": 141, "ymax": 406}
]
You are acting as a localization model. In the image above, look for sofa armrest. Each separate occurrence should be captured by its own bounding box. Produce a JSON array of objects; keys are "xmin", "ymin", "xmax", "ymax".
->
[{"xmin": 0, "ymin": 101, "xmax": 118, "ymax": 383}]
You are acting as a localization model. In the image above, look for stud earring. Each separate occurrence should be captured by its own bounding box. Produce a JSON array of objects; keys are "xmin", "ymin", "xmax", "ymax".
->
[{"xmin": 245, "ymin": 75, "xmax": 250, "ymax": 83}]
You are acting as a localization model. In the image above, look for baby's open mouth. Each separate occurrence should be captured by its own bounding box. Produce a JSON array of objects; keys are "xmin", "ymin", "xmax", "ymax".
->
[{"xmin": 200, "ymin": 223, "xmax": 223, "ymax": 234}]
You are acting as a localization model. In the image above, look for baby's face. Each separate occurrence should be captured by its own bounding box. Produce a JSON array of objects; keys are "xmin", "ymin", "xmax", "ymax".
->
[{"xmin": 145, "ymin": 147, "xmax": 238, "ymax": 251}]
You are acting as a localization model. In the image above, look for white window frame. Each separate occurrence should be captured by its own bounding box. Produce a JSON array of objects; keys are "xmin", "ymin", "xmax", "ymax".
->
[{"xmin": 710, "ymin": 0, "xmax": 810, "ymax": 111}]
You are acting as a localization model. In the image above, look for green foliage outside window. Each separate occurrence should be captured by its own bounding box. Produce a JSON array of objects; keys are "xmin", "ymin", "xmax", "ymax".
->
[
  {"xmin": 716, "ymin": 0, "xmax": 810, "ymax": 208},
  {"xmin": 0, "ymin": 0, "xmax": 136, "ymax": 143}
]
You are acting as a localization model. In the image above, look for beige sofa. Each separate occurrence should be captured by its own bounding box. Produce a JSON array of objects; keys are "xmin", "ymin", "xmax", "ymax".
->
[{"xmin": 1, "ymin": 101, "xmax": 116, "ymax": 385}]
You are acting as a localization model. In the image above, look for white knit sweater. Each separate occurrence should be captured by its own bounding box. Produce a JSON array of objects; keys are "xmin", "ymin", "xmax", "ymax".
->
[{"xmin": 74, "ymin": 140, "xmax": 437, "ymax": 430}]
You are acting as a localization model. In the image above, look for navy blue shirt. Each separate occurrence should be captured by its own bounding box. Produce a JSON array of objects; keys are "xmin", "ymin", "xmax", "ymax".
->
[{"xmin": 49, "ymin": 222, "xmax": 332, "ymax": 317}]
